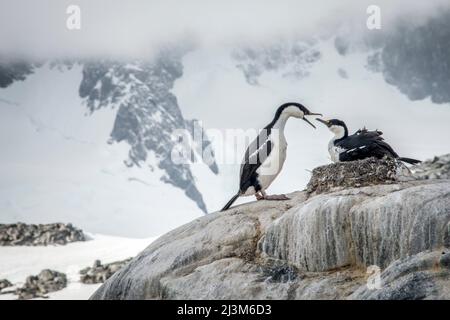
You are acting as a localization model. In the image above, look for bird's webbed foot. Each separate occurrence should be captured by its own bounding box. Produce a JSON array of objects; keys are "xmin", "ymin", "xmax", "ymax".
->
[{"xmin": 255, "ymin": 192, "xmax": 264, "ymax": 200}]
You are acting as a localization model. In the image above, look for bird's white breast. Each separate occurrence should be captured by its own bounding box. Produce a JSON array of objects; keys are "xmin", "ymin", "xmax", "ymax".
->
[
  {"xmin": 256, "ymin": 134, "xmax": 287, "ymax": 190},
  {"xmin": 328, "ymin": 139, "xmax": 343, "ymax": 162}
]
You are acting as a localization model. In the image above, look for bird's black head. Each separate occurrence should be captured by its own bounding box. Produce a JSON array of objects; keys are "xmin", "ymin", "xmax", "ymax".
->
[
  {"xmin": 275, "ymin": 102, "xmax": 322, "ymax": 128},
  {"xmin": 316, "ymin": 118, "xmax": 348, "ymax": 138}
]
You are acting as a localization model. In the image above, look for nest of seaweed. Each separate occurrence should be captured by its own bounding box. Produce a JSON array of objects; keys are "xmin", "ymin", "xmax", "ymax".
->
[{"xmin": 306, "ymin": 157, "xmax": 400, "ymax": 195}]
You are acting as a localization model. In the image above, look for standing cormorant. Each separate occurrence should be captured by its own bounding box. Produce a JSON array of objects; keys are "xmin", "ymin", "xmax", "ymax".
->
[{"xmin": 221, "ymin": 102, "xmax": 322, "ymax": 211}]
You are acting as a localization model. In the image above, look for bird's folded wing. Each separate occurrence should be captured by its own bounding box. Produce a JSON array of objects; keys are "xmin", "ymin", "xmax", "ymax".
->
[
  {"xmin": 239, "ymin": 131, "xmax": 273, "ymax": 185},
  {"xmin": 337, "ymin": 130, "xmax": 398, "ymax": 160}
]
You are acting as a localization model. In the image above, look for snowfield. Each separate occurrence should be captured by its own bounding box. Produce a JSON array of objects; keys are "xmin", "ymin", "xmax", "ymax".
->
[
  {"xmin": 0, "ymin": 64, "xmax": 207, "ymax": 238},
  {"xmin": 0, "ymin": 233, "xmax": 156, "ymax": 300}
]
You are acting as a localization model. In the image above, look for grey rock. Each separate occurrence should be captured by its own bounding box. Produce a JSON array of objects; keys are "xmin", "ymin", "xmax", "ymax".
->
[
  {"xmin": 0, "ymin": 223, "xmax": 85, "ymax": 246},
  {"xmin": 0, "ymin": 279, "xmax": 13, "ymax": 292},
  {"xmin": 263, "ymin": 179, "xmax": 449, "ymax": 272},
  {"xmin": 412, "ymin": 154, "xmax": 450, "ymax": 180},
  {"xmin": 91, "ymin": 156, "xmax": 450, "ymax": 300},
  {"xmin": 80, "ymin": 258, "xmax": 132, "ymax": 284},
  {"xmin": 0, "ymin": 58, "xmax": 35, "ymax": 88},
  {"xmin": 15, "ymin": 270, "xmax": 67, "ymax": 300},
  {"xmin": 368, "ymin": 9, "xmax": 450, "ymax": 104}
]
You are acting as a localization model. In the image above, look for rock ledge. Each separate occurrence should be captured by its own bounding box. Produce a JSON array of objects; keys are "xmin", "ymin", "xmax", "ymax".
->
[{"xmin": 91, "ymin": 157, "xmax": 450, "ymax": 300}]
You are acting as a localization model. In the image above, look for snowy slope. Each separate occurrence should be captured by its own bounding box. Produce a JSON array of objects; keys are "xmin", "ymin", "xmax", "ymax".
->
[
  {"xmin": 0, "ymin": 234, "xmax": 155, "ymax": 300},
  {"xmin": 0, "ymin": 64, "xmax": 210, "ymax": 237}
]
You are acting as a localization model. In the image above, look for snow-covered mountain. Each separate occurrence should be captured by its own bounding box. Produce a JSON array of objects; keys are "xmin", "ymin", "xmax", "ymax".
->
[
  {"xmin": 0, "ymin": 55, "xmax": 219, "ymax": 237},
  {"xmin": 78, "ymin": 51, "xmax": 219, "ymax": 212},
  {"xmin": 1, "ymin": 8, "xmax": 449, "ymax": 238}
]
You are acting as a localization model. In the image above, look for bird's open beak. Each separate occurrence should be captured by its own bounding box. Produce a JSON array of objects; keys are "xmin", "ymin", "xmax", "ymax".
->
[
  {"xmin": 315, "ymin": 118, "xmax": 331, "ymax": 127},
  {"xmin": 303, "ymin": 112, "xmax": 322, "ymax": 129},
  {"xmin": 303, "ymin": 117, "xmax": 316, "ymax": 129}
]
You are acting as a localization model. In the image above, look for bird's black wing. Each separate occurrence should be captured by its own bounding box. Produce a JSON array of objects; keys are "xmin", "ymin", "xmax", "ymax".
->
[
  {"xmin": 239, "ymin": 129, "xmax": 272, "ymax": 191},
  {"xmin": 337, "ymin": 130, "xmax": 398, "ymax": 161},
  {"xmin": 354, "ymin": 128, "xmax": 384, "ymax": 140}
]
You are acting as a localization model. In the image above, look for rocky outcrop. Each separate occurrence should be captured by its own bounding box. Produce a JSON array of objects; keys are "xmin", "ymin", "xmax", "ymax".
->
[
  {"xmin": 350, "ymin": 250, "xmax": 450, "ymax": 300},
  {"xmin": 80, "ymin": 54, "xmax": 218, "ymax": 213},
  {"xmin": 0, "ymin": 223, "xmax": 86, "ymax": 246},
  {"xmin": 412, "ymin": 154, "xmax": 450, "ymax": 180},
  {"xmin": 262, "ymin": 181, "xmax": 449, "ymax": 272},
  {"xmin": 91, "ymin": 158, "xmax": 450, "ymax": 300},
  {"xmin": 379, "ymin": 9, "xmax": 450, "ymax": 104},
  {"xmin": 80, "ymin": 259, "xmax": 132, "ymax": 284},
  {"xmin": 0, "ymin": 59, "xmax": 35, "ymax": 88},
  {"xmin": 1, "ymin": 56, "xmax": 218, "ymax": 214},
  {"xmin": 0, "ymin": 279, "xmax": 12, "ymax": 291},
  {"xmin": 15, "ymin": 270, "xmax": 67, "ymax": 300}
]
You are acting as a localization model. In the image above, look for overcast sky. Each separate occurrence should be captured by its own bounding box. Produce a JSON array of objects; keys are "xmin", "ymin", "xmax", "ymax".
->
[{"xmin": 1, "ymin": 0, "xmax": 449, "ymax": 60}]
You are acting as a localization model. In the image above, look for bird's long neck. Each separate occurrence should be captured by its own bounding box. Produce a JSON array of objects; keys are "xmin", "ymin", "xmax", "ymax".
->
[
  {"xmin": 269, "ymin": 112, "xmax": 290, "ymax": 133},
  {"xmin": 332, "ymin": 125, "xmax": 348, "ymax": 144}
]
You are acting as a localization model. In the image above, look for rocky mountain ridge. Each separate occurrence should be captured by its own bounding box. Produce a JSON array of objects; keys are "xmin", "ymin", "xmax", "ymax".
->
[{"xmin": 0, "ymin": 54, "xmax": 218, "ymax": 213}]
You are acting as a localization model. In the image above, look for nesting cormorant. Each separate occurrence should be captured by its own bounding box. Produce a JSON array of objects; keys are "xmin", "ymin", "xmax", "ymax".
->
[{"xmin": 316, "ymin": 118, "xmax": 420, "ymax": 164}]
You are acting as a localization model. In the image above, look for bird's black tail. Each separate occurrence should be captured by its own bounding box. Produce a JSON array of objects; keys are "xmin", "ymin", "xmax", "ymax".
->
[
  {"xmin": 398, "ymin": 157, "xmax": 421, "ymax": 165},
  {"xmin": 221, "ymin": 193, "xmax": 240, "ymax": 211}
]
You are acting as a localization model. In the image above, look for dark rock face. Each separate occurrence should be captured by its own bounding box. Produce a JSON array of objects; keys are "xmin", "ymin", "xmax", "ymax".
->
[
  {"xmin": 232, "ymin": 40, "xmax": 321, "ymax": 85},
  {"xmin": 0, "ymin": 223, "xmax": 85, "ymax": 246},
  {"xmin": 80, "ymin": 259, "xmax": 132, "ymax": 284},
  {"xmin": 306, "ymin": 157, "xmax": 398, "ymax": 195},
  {"xmin": 0, "ymin": 279, "xmax": 13, "ymax": 291},
  {"xmin": 0, "ymin": 59, "xmax": 34, "ymax": 88},
  {"xmin": 79, "ymin": 53, "xmax": 218, "ymax": 212},
  {"xmin": 15, "ymin": 270, "xmax": 67, "ymax": 300},
  {"xmin": 0, "ymin": 54, "xmax": 218, "ymax": 213},
  {"xmin": 368, "ymin": 10, "xmax": 450, "ymax": 104}
]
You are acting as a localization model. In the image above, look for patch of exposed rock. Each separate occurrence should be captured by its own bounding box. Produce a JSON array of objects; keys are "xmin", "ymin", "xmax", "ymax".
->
[
  {"xmin": 91, "ymin": 156, "xmax": 450, "ymax": 300},
  {"xmin": 0, "ymin": 279, "xmax": 13, "ymax": 292},
  {"xmin": 0, "ymin": 223, "xmax": 86, "ymax": 246},
  {"xmin": 80, "ymin": 259, "xmax": 132, "ymax": 284},
  {"xmin": 15, "ymin": 270, "xmax": 67, "ymax": 300},
  {"xmin": 412, "ymin": 153, "xmax": 450, "ymax": 180},
  {"xmin": 350, "ymin": 250, "xmax": 450, "ymax": 299},
  {"xmin": 262, "ymin": 181, "xmax": 449, "ymax": 272}
]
